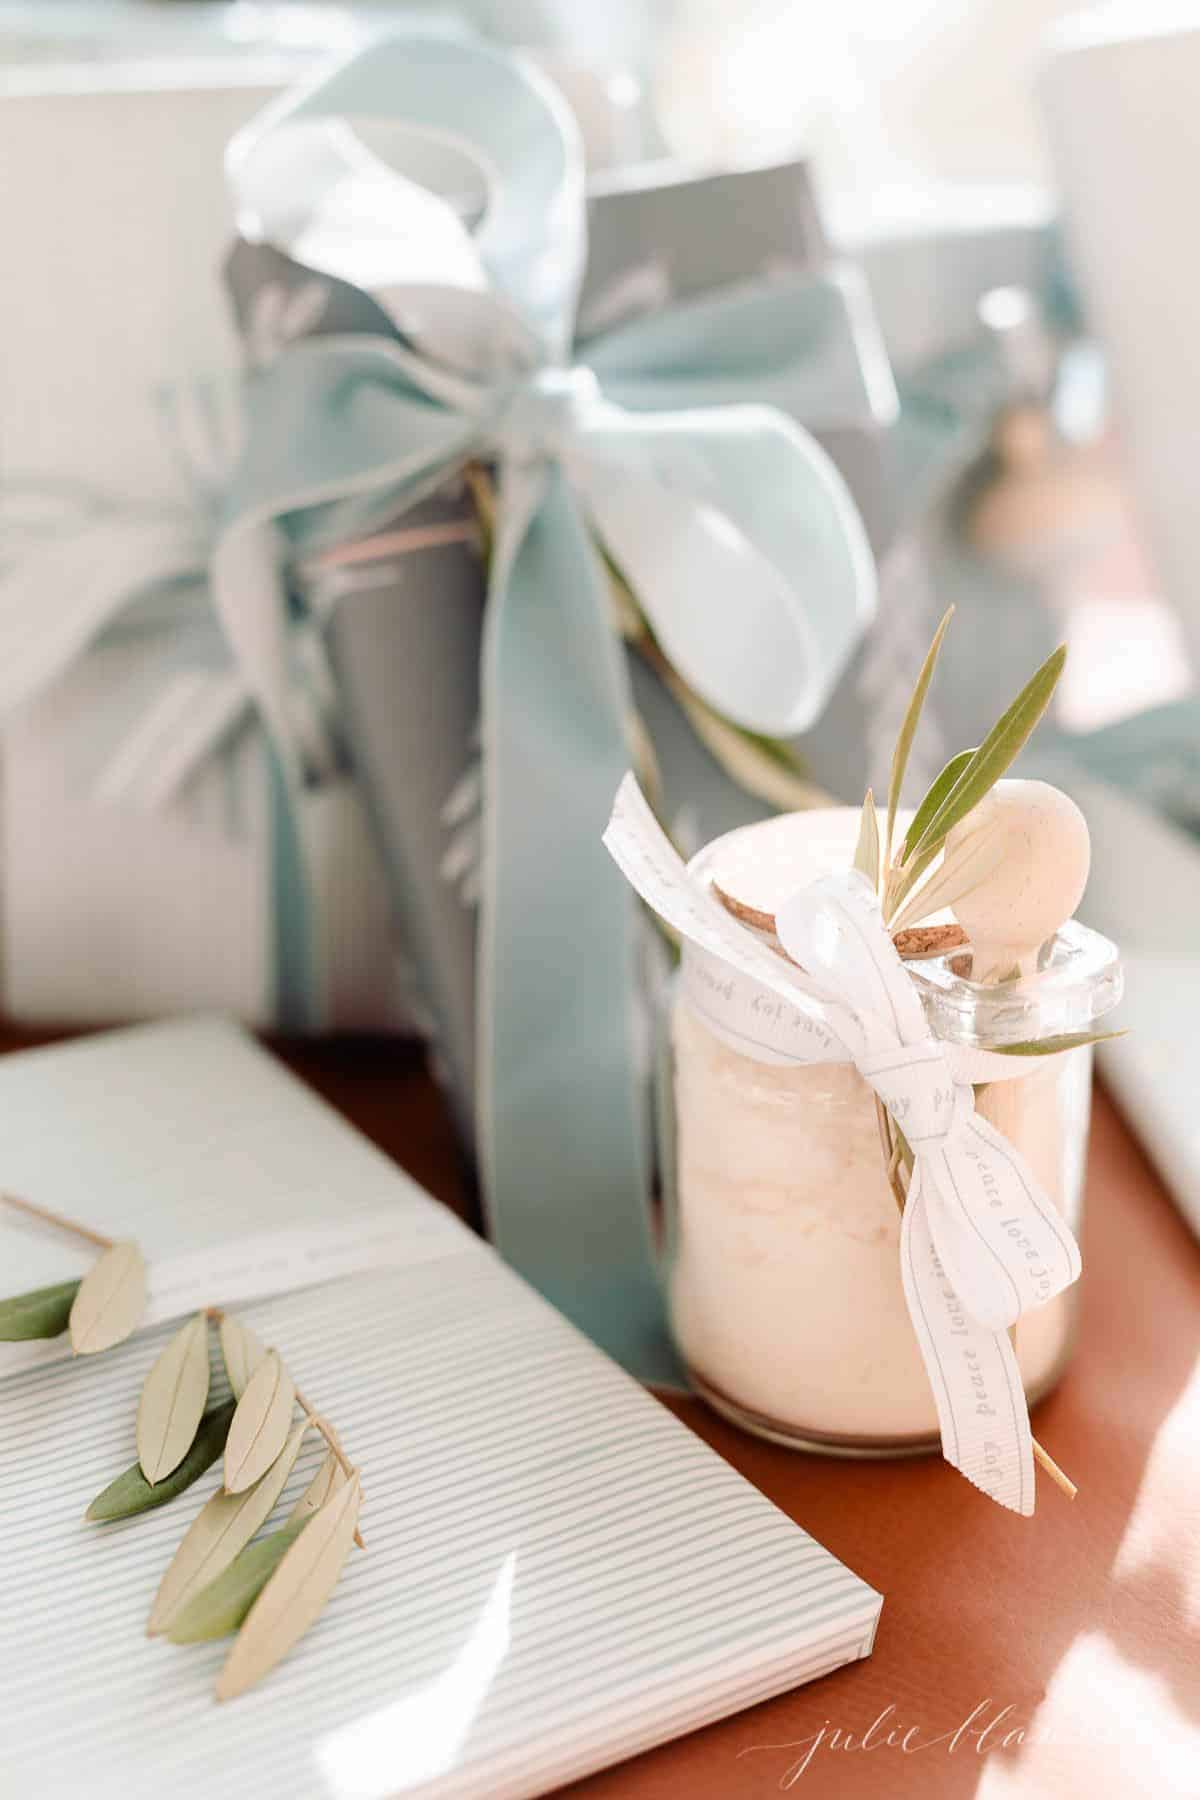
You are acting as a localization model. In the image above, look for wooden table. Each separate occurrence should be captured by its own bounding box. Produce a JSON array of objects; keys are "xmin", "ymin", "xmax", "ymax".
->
[
  {"xmin": 20, "ymin": 1028, "xmax": 1197, "ymax": 1797},
  {"xmin": 266, "ymin": 1037, "xmax": 1200, "ymax": 1800}
]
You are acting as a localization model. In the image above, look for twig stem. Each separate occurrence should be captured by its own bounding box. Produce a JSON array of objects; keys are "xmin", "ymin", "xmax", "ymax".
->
[
  {"xmin": 293, "ymin": 1388, "xmax": 365, "ymax": 1551},
  {"xmin": 1031, "ymin": 1440, "xmax": 1077, "ymax": 1499},
  {"xmin": 2, "ymin": 1192, "xmax": 114, "ymax": 1252},
  {"xmin": 205, "ymin": 1307, "xmax": 365, "ymax": 1547}
]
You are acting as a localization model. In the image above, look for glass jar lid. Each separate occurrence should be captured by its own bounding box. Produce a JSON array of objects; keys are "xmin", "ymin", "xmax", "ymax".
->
[{"xmin": 906, "ymin": 919, "xmax": 1123, "ymax": 1048}]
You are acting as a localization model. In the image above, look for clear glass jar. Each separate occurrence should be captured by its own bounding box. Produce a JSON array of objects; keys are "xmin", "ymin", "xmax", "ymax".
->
[{"xmin": 667, "ymin": 808, "xmax": 1123, "ymax": 1455}]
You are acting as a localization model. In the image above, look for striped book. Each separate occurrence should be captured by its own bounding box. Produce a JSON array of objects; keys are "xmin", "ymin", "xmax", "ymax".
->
[{"xmin": 0, "ymin": 1019, "xmax": 881, "ymax": 1799}]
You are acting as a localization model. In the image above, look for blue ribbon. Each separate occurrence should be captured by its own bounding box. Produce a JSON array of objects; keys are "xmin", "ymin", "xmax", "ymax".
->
[
  {"xmin": 0, "ymin": 452, "xmax": 331, "ymax": 1034},
  {"xmin": 216, "ymin": 34, "xmax": 878, "ymax": 1382}
]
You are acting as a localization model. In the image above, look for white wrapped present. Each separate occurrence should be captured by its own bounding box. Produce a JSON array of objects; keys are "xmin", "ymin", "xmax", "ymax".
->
[
  {"xmin": 0, "ymin": 482, "xmax": 409, "ymax": 1031},
  {"xmin": 0, "ymin": 33, "xmax": 432, "ymax": 1032}
]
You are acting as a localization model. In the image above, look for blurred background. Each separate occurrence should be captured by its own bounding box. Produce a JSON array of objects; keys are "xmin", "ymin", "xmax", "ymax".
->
[
  {"xmin": 4, "ymin": 1, "xmax": 1193, "ymax": 740},
  {"xmin": 2, "ymin": 1, "xmax": 1198, "ymax": 1219},
  {"xmin": 0, "ymin": 1, "xmax": 1162, "ymax": 189}
]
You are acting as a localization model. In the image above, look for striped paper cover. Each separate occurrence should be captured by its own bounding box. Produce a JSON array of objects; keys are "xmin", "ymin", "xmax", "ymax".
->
[{"xmin": 0, "ymin": 1019, "xmax": 881, "ymax": 1799}]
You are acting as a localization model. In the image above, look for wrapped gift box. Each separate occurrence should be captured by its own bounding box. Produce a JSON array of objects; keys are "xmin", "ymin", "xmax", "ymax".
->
[
  {"xmin": 0, "ymin": 48, "xmax": 388, "ymax": 1030},
  {"xmin": 0, "ymin": 558, "xmax": 407, "ymax": 1030},
  {"xmin": 0, "ymin": 24, "xmax": 644, "ymax": 1032},
  {"xmin": 301, "ymin": 151, "xmax": 896, "ymax": 1136}
]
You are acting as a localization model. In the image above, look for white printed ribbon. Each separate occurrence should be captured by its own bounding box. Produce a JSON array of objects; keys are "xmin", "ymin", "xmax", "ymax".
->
[{"xmin": 603, "ymin": 774, "xmax": 1083, "ymax": 1515}]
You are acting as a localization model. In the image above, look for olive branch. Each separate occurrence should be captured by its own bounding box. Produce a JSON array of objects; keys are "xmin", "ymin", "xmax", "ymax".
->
[
  {"xmin": 0, "ymin": 1194, "xmax": 363, "ymax": 1700},
  {"xmin": 465, "ymin": 459, "xmax": 829, "ymax": 817},
  {"xmin": 860, "ymin": 610, "xmax": 1082, "ymax": 1500}
]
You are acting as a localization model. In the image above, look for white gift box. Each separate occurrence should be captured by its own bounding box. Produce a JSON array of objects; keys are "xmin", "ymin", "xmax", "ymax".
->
[
  {"xmin": 0, "ymin": 62, "xmax": 286, "ymax": 499},
  {"xmin": 2, "ymin": 613, "xmax": 408, "ymax": 1031},
  {"xmin": 0, "ymin": 28, "xmax": 653, "ymax": 1030},
  {"xmin": 0, "ymin": 14, "xmax": 645, "ymax": 501},
  {"xmin": 0, "ymin": 49, "xmax": 411, "ymax": 1030},
  {"xmin": 0, "ymin": 1020, "xmax": 881, "ymax": 1796}
]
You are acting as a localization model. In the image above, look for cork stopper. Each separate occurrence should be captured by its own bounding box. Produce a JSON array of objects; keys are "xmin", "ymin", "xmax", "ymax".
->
[{"xmin": 700, "ymin": 807, "xmax": 968, "ymax": 962}]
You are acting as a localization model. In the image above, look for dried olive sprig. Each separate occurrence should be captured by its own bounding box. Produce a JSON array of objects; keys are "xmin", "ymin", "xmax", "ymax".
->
[
  {"xmin": 0, "ymin": 1193, "xmax": 146, "ymax": 1354},
  {"xmin": 2, "ymin": 1192, "xmax": 364, "ymax": 1699}
]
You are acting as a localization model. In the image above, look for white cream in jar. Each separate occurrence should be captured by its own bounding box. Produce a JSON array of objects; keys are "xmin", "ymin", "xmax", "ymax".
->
[{"xmin": 667, "ymin": 807, "xmax": 1118, "ymax": 1452}]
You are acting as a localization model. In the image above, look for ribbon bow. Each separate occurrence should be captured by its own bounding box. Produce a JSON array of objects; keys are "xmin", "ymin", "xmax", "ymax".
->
[
  {"xmin": 214, "ymin": 35, "xmax": 878, "ymax": 1381},
  {"xmin": 604, "ymin": 774, "xmax": 1084, "ymax": 1512},
  {"xmin": 0, "ymin": 386, "xmax": 342, "ymax": 820}
]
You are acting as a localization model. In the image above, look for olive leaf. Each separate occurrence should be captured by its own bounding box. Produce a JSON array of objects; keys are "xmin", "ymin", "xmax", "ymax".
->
[
  {"xmin": 624, "ymin": 702, "xmax": 664, "ymax": 814},
  {"xmin": 224, "ymin": 1350, "xmax": 296, "ymax": 1494},
  {"xmin": 0, "ymin": 1279, "xmax": 81, "ymax": 1341},
  {"xmin": 888, "ymin": 818, "xmax": 1006, "ymax": 933},
  {"xmin": 661, "ymin": 667, "xmax": 829, "ymax": 811},
  {"xmin": 991, "ymin": 1029, "xmax": 1127, "ymax": 1056},
  {"xmin": 148, "ymin": 1420, "xmax": 309, "ymax": 1636},
  {"xmin": 611, "ymin": 541, "xmax": 827, "ymax": 814},
  {"xmin": 166, "ymin": 1521, "xmax": 309, "ymax": 1645},
  {"xmin": 215, "ymin": 1474, "xmax": 362, "ymax": 1701},
  {"xmin": 897, "ymin": 748, "xmax": 976, "ymax": 870},
  {"xmin": 137, "ymin": 1313, "xmax": 211, "ymax": 1485},
  {"xmin": 87, "ymin": 1399, "xmax": 236, "ymax": 1522},
  {"xmin": 884, "ymin": 605, "xmax": 954, "ymax": 870},
  {"xmin": 287, "ymin": 1450, "xmax": 346, "ymax": 1525},
  {"xmin": 69, "ymin": 1241, "xmax": 147, "ymax": 1356},
  {"xmin": 852, "ymin": 789, "xmax": 880, "ymax": 891},
  {"xmin": 892, "ymin": 644, "xmax": 1067, "ymax": 907},
  {"xmin": 219, "ymin": 1314, "xmax": 268, "ymax": 1401}
]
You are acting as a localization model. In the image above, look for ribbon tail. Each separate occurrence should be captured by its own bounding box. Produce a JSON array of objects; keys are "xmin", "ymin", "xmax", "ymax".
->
[
  {"xmin": 572, "ymin": 413, "xmax": 874, "ymax": 737},
  {"xmin": 478, "ymin": 461, "xmax": 681, "ymax": 1385},
  {"xmin": 901, "ymin": 1169, "xmax": 1036, "ymax": 1515},
  {"xmin": 210, "ymin": 519, "xmax": 304, "ymax": 780},
  {"xmin": 922, "ymin": 1113, "xmax": 1083, "ymax": 1334},
  {"xmin": 94, "ymin": 670, "xmax": 253, "ymax": 811},
  {"xmin": 0, "ymin": 515, "xmax": 209, "ymax": 718},
  {"xmin": 266, "ymin": 740, "xmax": 322, "ymax": 1033}
]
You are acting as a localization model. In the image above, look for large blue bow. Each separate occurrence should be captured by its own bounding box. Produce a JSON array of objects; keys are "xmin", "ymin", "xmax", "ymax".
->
[{"xmin": 217, "ymin": 35, "xmax": 877, "ymax": 1381}]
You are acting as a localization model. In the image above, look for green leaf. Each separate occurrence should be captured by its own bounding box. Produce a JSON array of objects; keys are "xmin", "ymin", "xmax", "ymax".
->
[
  {"xmin": 224, "ymin": 1350, "xmax": 296, "ymax": 1495},
  {"xmin": 215, "ymin": 1475, "xmax": 361, "ymax": 1700},
  {"xmin": 148, "ymin": 1421, "xmax": 309, "ymax": 1636},
  {"xmin": 736, "ymin": 730, "xmax": 811, "ymax": 777},
  {"xmin": 287, "ymin": 1451, "xmax": 346, "ymax": 1526},
  {"xmin": 991, "ymin": 1029, "xmax": 1127, "ymax": 1057},
  {"xmin": 219, "ymin": 1314, "xmax": 268, "ymax": 1402},
  {"xmin": 166, "ymin": 1520, "xmax": 309, "ymax": 1644},
  {"xmin": 86, "ymin": 1399, "xmax": 236, "ymax": 1523},
  {"xmin": 900, "ymin": 644, "xmax": 1067, "ymax": 874},
  {"xmin": 884, "ymin": 840, "xmax": 941, "ymax": 925},
  {"xmin": 137, "ymin": 1312, "xmax": 211, "ymax": 1485},
  {"xmin": 0, "ymin": 1279, "xmax": 81, "ymax": 1341},
  {"xmin": 889, "ymin": 817, "xmax": 1006, "ymax": 931},
  {"xmin": 69, "ymin": 1240, "xmax": 146, "ymax": 1356},
  {"xmin": 885, "ymin": 606, "xmax": 954, "ymax": 871},
  {"xmin": 899, "ymin": 749, "xmax": 976, "ymax": 867},
  {"xmin": 660, "ymin": 669, "xmax": 829, "ymax": 811},
  {"xmin": 852, "ymin": 789, "xmax": 880, "ymax": 890}
]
